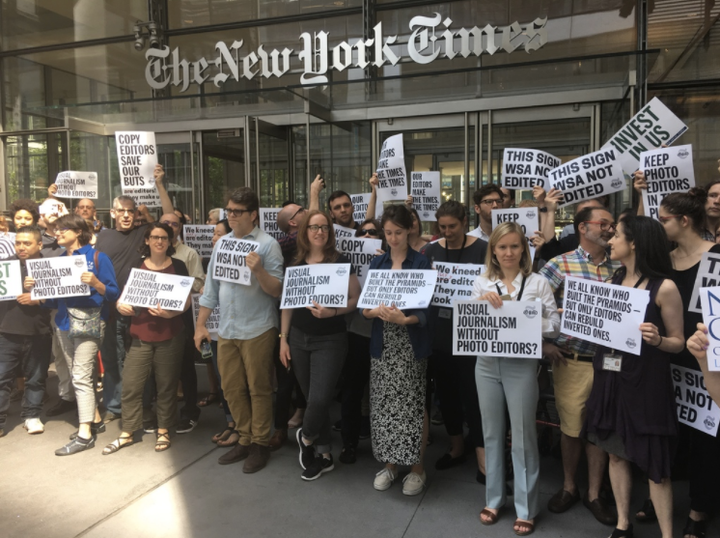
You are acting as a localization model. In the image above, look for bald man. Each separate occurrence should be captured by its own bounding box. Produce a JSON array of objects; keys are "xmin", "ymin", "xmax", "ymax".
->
[
  {"xmin": 75, "ymin": 198, "xmax": 103, "ymax": 233},
  {"xmin": 276, "ymin": 204, "xmax": 306, "ymax": 269}
]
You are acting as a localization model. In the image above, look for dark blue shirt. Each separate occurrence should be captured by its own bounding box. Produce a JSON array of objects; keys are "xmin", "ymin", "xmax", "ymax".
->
[{"xmin": 365, "ymin": 248, "xmax": 433, "ymax": 360}]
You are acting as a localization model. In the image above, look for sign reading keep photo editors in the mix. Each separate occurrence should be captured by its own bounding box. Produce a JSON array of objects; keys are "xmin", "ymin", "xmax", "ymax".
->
[
  {"xmin": 641, "ymin": 144, "xmax": 695, "ymax": 220},
  {"xmin": 55, "ymin": 171, "xmax": 98, "ymax": 199},
  {"xmin": 491, "ymin": 207, "xmax": 539, "ymax": 239},
  {"xmin": 358, "ymin": 269, "xmax": 438, "ymax": 310},
  {"xmin": 280, "ymin": 263, "xmax": 351, "ymax": 309},
  {"xmin": 212, "ymin": 237, "xmax": 259, "ymax": 286},
  {"xmin": 27, "ymin": 256, "xmax": 90, "ymax": 300},
  {"xmin": 119, "ymin": 268, "xmax": 193, "ymax": 312}
]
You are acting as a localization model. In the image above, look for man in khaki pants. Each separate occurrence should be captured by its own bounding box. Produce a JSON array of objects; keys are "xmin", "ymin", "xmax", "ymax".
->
[{"xmin": 195, "ymin": 187, "xmax": 283, "ymax": 473}]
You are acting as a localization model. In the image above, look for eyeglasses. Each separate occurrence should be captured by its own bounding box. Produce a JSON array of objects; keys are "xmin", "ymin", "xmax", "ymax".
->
[
  {"xmin": 149, "ymin": 235, "xmax": 169, "ymax": 242},
  {"xmin": 358, "ymin": 228, "xmax": 378, "ymax": 236},
  {"xmin": 161, "ymin": 220, "xmax": 180, "ymax": 228},
  {"xmin": 57, "ymin": 228, "xmax": 76, "ymax": 234},
  {"xmin": 114, "ymin": 209, "xmax": 134, "ymax": 215},
  {"xmin": 479, "ymin": 198, "xmax": 503, "ymax": 206},
  {"xmin": 584, "ymin": 220, "xmax": 617, "ymax": 231},
  {"xmin": 224, "ymin": 208, "xmax": 250, "ymax": 217},
  {"xmin": 308, "ymin": 225, "xmax": 330, "ymax": 233},
  {"xmin": 657, "ymin": 215, "xmax": 682, "ymax": 223},
  {"xmin": 290, "ymin": 207, "xmax": 305, "ymax": 221}
]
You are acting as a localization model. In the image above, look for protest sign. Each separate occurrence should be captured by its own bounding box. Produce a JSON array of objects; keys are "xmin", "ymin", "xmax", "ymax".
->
[
  {"xmin": 491, "ymin": 207, "xmax": 540, "ymax": 239},
  {"xmin": 334, "ymin": 224, "xmax": 356, "ymax": 239},
  {"xmin": 0, "ymin": 259, "xmax": 23, "ymax": 302},
  {"xmin": 280, "ymin": 263, "xmax": 351, "ymax": 309},
  {"xmin": 453, "ymin": 300, "xmax": 542, "ymax": 358},
  {"xmin": 259, "ymin": 208, "xmax": 283, "ymax": 240},
  {"xmin": 183, "ymin": 225, "xmax": 215, "ymax": 258},
  {"xmin": 640, "ymin": 145, "xmax": 695, "ymax": 219},
  {"xmin": 560, "ymin": 276, "xmax": 649, "ymax": 355},
  {"xmin": 27, "ymin": 256, "xmax": 90, "ymax": 300},
  {"xmin": 501, "ymin": 148, "xmax": 561, "ymax": 190},
  {"xmin": 118, "ymin": 268, "xmax": 193, "ymax": 312},
  {"xmin": 351, "ymin": 193, "xmax": 371, "ymax": 223},
  {"xmin": 0, "ymin": 233, "xmax": 15, "ymax": 260},
  {"xmin": 211, "ymin": 236, "xmax": 259, "ymax": 286},
  {"xmin": 688, "ymin": 251, "xmax": 720, "ymax": 314},
  {"xmin": 55, "ymin": 171, "xmax": 98, "ymax": 199},
  {"xmin": 432, "ymin": 261, "xmax": 484, "ymax": 307},
  {"xmin": 411, "ymin": 171, "xmax": 441, "ymax": 221},
  {"xmin": 375, "ymin": 134, "xmax": 407, "ymax": 215},
  {"xmin": 358, "ymin": 269, "xmax": 437, "ymax": 310},
  {"xmin": 335, "ymin": 236, "xmax": 382, "ymax": 287},
  {"xmin": 602, "ymin": 97, "xmax": 688, "ymax": 175},
  {"xmin": 191, "ymin": 293, "xmax": 220, "ymax": 341},
  {"xmin": 115, "ymin": 131, "xmax": 161, "ymax": 208},
  {"xmin": 548, "ymin": 148, "xmax": 626, "ymax": 207},
  {"xmin": 699, "ymin": 286, "xmax": 720, "ymax": 372},
  {"xmin": 671, "ymin": 364, "xmax": 719, "ymax": 436}
]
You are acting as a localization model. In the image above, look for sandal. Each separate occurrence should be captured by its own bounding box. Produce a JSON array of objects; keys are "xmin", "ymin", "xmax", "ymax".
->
[
  {"xmin": 198, "ymin": 392, "xmax": 219, "ymax": 407},
  {"xmin": 155, "ymin": 432, "xmax": 171, "ymax": 452},
  {"xmin": 102, "ymin": 435, "xmax": 135, "ymax": 455},
  {"xmin": 682, "ymin": 517, "xmax": 707, "ymax": 538},
  {"xmin": 635, "ymin": 498, "xmax": 656, "ymax": 523},
  {"xmin": 217, "ymin": 430, "xmax": 239, "ymax": 448},
  {"xmin": 479, "ymin": 508, "xmax": 500, "ymax": 526},
  {"xmin": 608, "ymin": 525, "xmax": 634, "ymax": 538},
  {"xmin": 212, "ymin": 427, "xmax": 234, "ymax": 444},
  {"xmin": 514, "ymin": 518, "xmax": 535, "ymax": 536}
]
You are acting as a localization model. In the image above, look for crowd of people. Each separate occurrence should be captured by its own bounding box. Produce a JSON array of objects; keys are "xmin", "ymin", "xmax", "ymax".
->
[{"xmin": 1, "ymin": 165, "xmax": 719, "ymax": 538}]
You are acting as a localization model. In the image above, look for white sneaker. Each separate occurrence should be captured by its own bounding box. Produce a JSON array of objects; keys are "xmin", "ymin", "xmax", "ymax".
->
[
  {"xmin": 402, "ymin": 471, "xmax": 427, "ymax": 496},
  {"xmin": 373, "ymin": 467, "xmax": 397, "ymax": 491},
  {"xmin": 24, "ymin": 418, "xmax": 45, "ymax": 434}
]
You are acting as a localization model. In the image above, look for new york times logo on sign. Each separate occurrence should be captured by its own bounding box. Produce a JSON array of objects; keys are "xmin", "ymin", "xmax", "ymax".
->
[
  {"xmin": 336, "ymin": 267, "xmax": 348, "ymax": 277},
  {"xmin": 704, "ymin": 416, "xmax": 716, "ymax": 431},
  {"xmin": 626, "ymin": 338, "xmax": 637, "ymax": 349},
  {"xmin": 523, "ymin": 306, "xmax": 538, "ymax": 318},
  {"xmin": 677, "ymin": 149, "xmax": 689, "ymax": 159},
  {"xmin": 74, "ymin": 258, "xmax": 85, "ymax": 268},
  {"xmin": 180, "ymin": 279, "xmax": 191, "ymax": 287}
]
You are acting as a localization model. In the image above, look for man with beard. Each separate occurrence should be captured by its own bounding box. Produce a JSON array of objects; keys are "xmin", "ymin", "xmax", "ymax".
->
[{"xmin": 308, "ymin": 174, "xmax": 377, "ymax": 230}]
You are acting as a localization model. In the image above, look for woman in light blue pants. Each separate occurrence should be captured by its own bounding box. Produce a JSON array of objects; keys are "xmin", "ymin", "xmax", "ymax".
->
[{"xmin": 471, "ymin": 222, "xmax": 560, "ymax": 536}]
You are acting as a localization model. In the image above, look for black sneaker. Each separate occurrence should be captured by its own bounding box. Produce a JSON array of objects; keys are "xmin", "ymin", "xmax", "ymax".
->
[
  {"xmin": 55, "ymin": 436, "xmax": 95, "ymax": 456},
  {"xmin": 339, "ymin": 445, "xmax": 357, "ymax": 464},
  {"xmin": 302, "ymin": 455, "xmax": 334, "ymax": 481},
  {"xmin": 176, "ymin": 418, "xmax": 198, "ymax": 434},
  {"xmin": 296, "ymin": 428, "xmax": 315, "ymax": 470},
  {"xmin": 46, "ymin": 398, "xmax": 76, "ymax": 417},
  {"xmin": 69, "ymin": 421, "xmax": 106, "ymax": 440}
]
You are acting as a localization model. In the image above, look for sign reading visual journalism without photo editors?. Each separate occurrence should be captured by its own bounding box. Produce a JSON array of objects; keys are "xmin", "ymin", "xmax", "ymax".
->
[
  {"xmin": 55, "ymin": 171, "xmax": 98, "ymax": 199},
  {"xmin": 183, "ymin": 225, "xmax": 216, "ymax": 258},
  {"xmin": 259, "ymin": 208, "xmax": 283, "ymax": 240},
  {"xmin": 411, "ymin": 171, "xmax": 441, "ymax": 222},
  {"xmin": 118, "ymin": 268, "xmax": 193, "ymax": 311},
  {"xmin": 560, "ymin": 276, "xmax": 649, "ymax": 356},
  {"xmin": 641, "ymin": 145, "xmax": 695, "ymax": 220},
  {"xmin": 115, "ymin": 131, "xmax": 161, "ymax": 208},
  {"xmin": 453, "ymin": 300, "xmax": 542, "ymax": 358},
  {"xmin": 27, "ymin": 257, "xmax": 90, "ymax": 300},
  {"xmin": 358, "ymin": 269, "xmax": 438, "ymax": 310},
  {"xmin": 335, "ymin": 236, "xmax": 382, "ymax": 287},
  {"xmin": 280, "ymin": 263, "xmax": 351, "ymax": 309},
  {"xmin": 375, "ymin": 134, "xmax": 407, "ymax": 216},
  {"xmin": 688, "ymin": 251, "xmax": 720, "ymax": 314},
  {"xmin": 212, "ymin": 237, "xmax": 260, "ymax": 286},
  {"xmin": 699, "ymin": 286, "xmax": 720, "ymax": 372},
  {"xmin": 191, "ymin": 293, "xmax": 220, "ymax": 341},
  {"xmin": 0, "ymin": 259, "xmax": 24, "ymax": 302},
  {"xmin": 548, "ymin": 148, "xmax": 626, "ymax": 208},
  {"xmin": 432, "ymin": 261, "xmax": 484, "ymax": 307},
  {"xmin": 491, "ymin": 207, "xmax": 540, "ymax": 239},
  {"xmin": 671, "ymin": 364, "xmax": 719, "ymax": 436},
  {"xmin": 501, "ymin": 148, "xmax": 561, "ymax": 190}
]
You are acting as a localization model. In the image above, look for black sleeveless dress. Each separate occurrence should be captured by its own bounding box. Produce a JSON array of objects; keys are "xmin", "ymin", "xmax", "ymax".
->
[{"xmin": 584, "ymin": 277, "xmax": 678, "ymax": 483}]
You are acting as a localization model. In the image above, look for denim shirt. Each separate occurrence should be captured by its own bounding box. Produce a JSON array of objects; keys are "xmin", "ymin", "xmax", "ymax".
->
[{"xmin": 365, "ymin": 248, "xmax": 433, "ymax": 360}]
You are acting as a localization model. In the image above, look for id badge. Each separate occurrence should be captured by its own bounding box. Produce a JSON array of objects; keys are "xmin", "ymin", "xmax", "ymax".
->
[
  {"xmin": 439, "ymin": 308, "xmax": 452, "ymax": 319},
  {"xmin": 602, "ymin": 353, "xmax": 622, "ymax": 372},
  {"xmin": 499, "ymin": 294, "xmax": 512, "ymax": 301}
]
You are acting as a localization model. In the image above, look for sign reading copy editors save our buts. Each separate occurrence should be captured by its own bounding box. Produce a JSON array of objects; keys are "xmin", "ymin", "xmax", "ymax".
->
[
  {"xmin": 27, "ymin": 257, "xmax": 90, "ymax": 300},
  {"xmin": 118, "ymin": 269, "xmax": 193, "ymax": 312},
  {"xmin": 212, "ymin": 237, "xmax": 259, "ymax": 286},
  {"xmin": 115, "ymin": 131, "xmax": 161, "ymax": 208},
  {"xmin": 280, "ymin": 264, "xmax": 351, "ymax": 309}
]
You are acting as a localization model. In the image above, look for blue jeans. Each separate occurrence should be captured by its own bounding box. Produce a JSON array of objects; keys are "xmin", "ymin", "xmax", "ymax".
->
[
  {"xmin": 100, "ymin": 314, "xmax": 130, "ymax": 415},
  {"xmin": 0, "ymin": 332, "xmax": 52, "ymax": 427}
]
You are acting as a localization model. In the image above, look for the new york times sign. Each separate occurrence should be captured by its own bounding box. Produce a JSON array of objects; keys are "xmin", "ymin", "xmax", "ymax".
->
[{"xmin": 145, "ymin": 13, "xmax": 548, "ymax": 92}]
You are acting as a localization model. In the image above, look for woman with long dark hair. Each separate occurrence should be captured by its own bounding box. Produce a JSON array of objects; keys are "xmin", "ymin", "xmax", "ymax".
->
[{"xmin": 584, "ymin": 216, "xmax": 684, "ymax": 538}]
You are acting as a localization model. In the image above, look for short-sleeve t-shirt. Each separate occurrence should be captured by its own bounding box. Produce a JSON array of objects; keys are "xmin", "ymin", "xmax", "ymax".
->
[{"xmin": 95, "ymin": 225, "xmax": 148, "ymax": 290}]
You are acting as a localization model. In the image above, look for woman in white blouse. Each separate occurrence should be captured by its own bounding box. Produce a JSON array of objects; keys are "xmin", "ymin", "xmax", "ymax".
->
[{"xmin": 471, "ymin": 222, "xmax": 560, "ymax": 536}]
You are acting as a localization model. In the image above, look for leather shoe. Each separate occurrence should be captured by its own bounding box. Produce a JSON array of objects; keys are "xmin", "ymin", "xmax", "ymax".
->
[
  {"xmin": 46, "ymin": 398, "xmax": 76, "ymax": 417},
  {"xmin": 268, "ymin": 429, "xmax": 287, "ymax": 452},
  {"xmin": 584, "ymin": 496, "xmax": 617, "ymax": 526},
  {"xmin": 547, "ymin": 488, "xmax": 580, "ymax": 513},
  {"xmin": 435, "ymin": 452, "xmax": 467, "ymax": 470},
  {"xmin": 218, "ymin": 443, "xmax": 250, "ymax": 465},
  {"xmin": 243, "ymin": 443, "xmax": 270, "ymax": 473}
]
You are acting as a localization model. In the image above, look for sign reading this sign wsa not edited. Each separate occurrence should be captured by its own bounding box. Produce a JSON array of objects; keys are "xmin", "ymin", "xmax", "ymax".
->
[
  {"xmin": 115, "ymin": 131, "xmax": 161, "ymax": 208},
  {"xmin": 491, "ymin": 207, "xmax": 540, "ymax": 239},
  {"xmin": 55, "ymin": 171, "xmax": 98, "ymax": 199},
  {"xmin": 0, "ymin": 259, "xmax": 23, "ymax": 302},
  {"xmin": 671, "ymin": 364, "xmax": 719, "ymax": 436},
  {"xmin": 411, "ymin": 171, "xmax": 441, "ymax": 221},
  {"xmin": 280, "ymin": 264, "xmax": 351, "ymax": 309},
  {"xmin": 119, "ymin": 268, "xmax": 193, "ymax": 311},
  {"xmin": 548, "ymin": 148, "xmax": 626, "ymax": 208},
  {"xmin": 501, "ymin": 148, "xmax": 561, "ymax": 190},
  {"xmin": 641, "ymin": 145, "xmax": 695, "ymax": 220},
  {"xmin": 27, "ymin": 257, "xmax": 90, "ymax": 300},
  {"xmin": 358, "ymin": 269, "xmax": 438, "ymax": 310},
  {"xmin": 212, "ymin": 237, "xmax": 260, "ymax": 286},
  {"xmin": 699, "ymin": 286, "xmax": 720, "ymax": 372}
]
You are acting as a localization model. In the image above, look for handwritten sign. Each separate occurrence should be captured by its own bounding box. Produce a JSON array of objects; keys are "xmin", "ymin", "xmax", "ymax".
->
[
  {"xmin": 453, "ymin": 300, "xmax": 542, "ymax": 358},
  {"xmin": 688, "ymin": 252, "xmax": 720, "ymax": 314},
  {"xmin": 191, "ymin": 293, "xmax": 219, "ymax": 341},
  {"xmin": 351, "ymin": 193, "xmax": 371, "ymax": 223},
  {"xmin": 501, "ymin": 148, "xmax": 561, "ymax": 190},
  {"xmin": 491, "ymin": 207, "xmax": 540, "ymax": 239},
  {"xmin": 641, "ymin": 145, "xmax": 695, "ymax": 220},
  {"xmin": 55, "ymin": 171, "xmax": 98, "ymax": 199},
  {"xmin": 549, "ymin": 148, "xmax": 626, "ymax": 207},
  {"xmin": 432, "ymin": 261, "xmax": 484, "ymax": 307},
  {"xmin": 335, "ymin": 236, "xmax": 382, "ymax": 287},
  {"xmin": 183, "ymin": 225, "xmax": 215, "ymax": 258},
  {"xmin": 411, "ymin": 171, "xmax": 441, "ymax": 221},
  {"xmin": 280, "ymin": 263, "xmax": 350, "ymax": 309},
  {"xmin": 671, "ymin": 364, "xmax": 719, "ymax": 436},
  {"xmin": 27, "ymin": 256, "xmax": 90, "ymax": 300},
  {"xmin": 115, "ymin": 131, "xmax": 161, "ymax": 208},
  {"xmin": 358, "ymin": 269, "xmax": 437, "ymax": 310},
  {"xmin": 603, "ymin": 97, "xmax": 688, "ymax": 175},
  {"xmin": 118, "ymin": 268, "xmax": 193, "ymax": 311},
  {"xmin": 0, "ymin": 259, "xmax": 23, "ymax": 302},
  {"xmin": 259, "ymin": 208, "xmax": 283, "ymax": 240},
  {"xmin": 699, "ymin": 286, "xmax": 720, "ymax": 372},
  {"xmin": 212, "ymin": 237, "xmax": 259, "ymax": 286},
  {"xmin": 560, "ymin": 276, "xmax": 649, "ymax": 355},
  {"xmin": 375, "ymin": 134, "xmax": 407, "ymax": 215}
]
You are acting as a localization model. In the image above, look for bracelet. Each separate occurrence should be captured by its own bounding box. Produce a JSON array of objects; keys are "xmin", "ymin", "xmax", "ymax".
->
[
  {"xmin": 652, "ymin": 335, "xmax": 663, "ymax": 347},
  {"xmin": 539, "ymin": 206, "xmax": 548, "ymax": 213},
  {"xmin": 333, "ymin": 308, "xmax": 338, "ymax": 317},
  {"xmin": 278, "ymin": 333, "xmax": 288, "ymax": 339}
]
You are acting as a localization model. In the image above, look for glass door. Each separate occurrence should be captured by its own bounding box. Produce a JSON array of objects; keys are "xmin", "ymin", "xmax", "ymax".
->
[{"xmin": 201, "ymin": 129, "xmax": 246, "ymax": 218}]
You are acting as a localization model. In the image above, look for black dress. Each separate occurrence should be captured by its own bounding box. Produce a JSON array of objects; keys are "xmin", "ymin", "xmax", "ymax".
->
[{"xmin": 584, "ymin": 277, "xmax": 678, "ymax": 483}]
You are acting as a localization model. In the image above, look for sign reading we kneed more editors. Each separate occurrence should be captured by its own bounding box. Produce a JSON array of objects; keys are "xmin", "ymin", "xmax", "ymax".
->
[
  {"xmin": 183, "ymin": 225, "xmax": 216, "ymax": 258},
  {"xmin": 671, "ymin": 364, "xmax": 719, "ymax": 436},
  {"xmin": 358, "ymin": 269, "xmax": 438, "ymax": 310},
  {"xmin": 452, "ymin": 300, "xmax": 542, "ymax": 359},
  {"xmin": 560, "ymin": 276, "xmax": 649, "ymax": 356},
  {"xmin": 27, "ymin": 257, "xmax": 90, "ymax": 300},
  {"xmin": 115, "ymin": 131, "xmax": 161, "ymax": 208},
  {"xmin": 501, "ymin": 148, "xmax": 561, "ymax": 190},
  {"xmin": 212, "ymin": 237, "xmax": 260, "ymax": 286},
  {"xmin": 119, "ymin": 268, "xmax": 193, "ymax": 312},
  {"xmin": 55, "ymin": 171, "xmax": 98, "ymax": 199},
  {"xmin": 280, "ymin": 264, "xmax": 351, "ymax": 309},
  {"xmin": 548, "ymin": 148, "xmax": 626, "ymax": 207},
  {"xmin": 431, "ymin": 261, "xmax": 484, "ymax": 307},
  {"xmin": 0, "ymin": 259, "xmax": 23, "ymax": 302}
]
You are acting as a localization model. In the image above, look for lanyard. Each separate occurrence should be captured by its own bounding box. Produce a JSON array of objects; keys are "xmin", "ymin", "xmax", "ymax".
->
[
  {"xmin": 495, "ymin": 275, "xmax": 527, "ymax": 301},
  {"xmin": 443, "ymin": 234, "xmax": 467, "ymax": 263}
]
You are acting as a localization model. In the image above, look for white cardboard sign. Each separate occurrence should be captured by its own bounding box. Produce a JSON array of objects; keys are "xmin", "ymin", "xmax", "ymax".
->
[
  {"xmin": 501, "ymin": 148, "xmax": 561, "ymax": 190},
  {"xmin": 335, "ymin": 236, "xmax": 382, "ymax": 287},
  {"xmin": 183, "ymin": 225, "xmax": 216, "ymax": 258},
  {"xmin": 549, "ymin": 148, "xmax": 626, "ymax": 207},
  {"xmin": 375, "ymin": 134, "xmax": 407, "ymax": 216},
  {"xmin": 688, "ymin": 252, "xmax": 720, "ymax": 314},
  {"xmin": 280, "ymin": 263, "xmax": 351, "ymax": 309},
  {"xmin": 259, "ymin": 208, "xmax": 283, "ymax": 240},
  {"xmin": 0, "ymin": 233, "xmax": 16, "ymax": 260},
  {"xmin": 118, "ymin": 268, "xmax": 193, "ymax": 311},
  {"xmin": 334, "ymin": 224, "xmax": 356, "ymax": 239},
  {"xmin": 0, "ymin": 259, "xmax": 24, "ymax": 302},
  {"xmin": 351, "ymin": 193, "xmax": 371, "ymax": 224},
  {"xmin": 55, "ymin": 171, "xmax": 98, "ymax": 199},
  {"xmin": 699, "ymin": 287, "xmax": 720, "ymax": 372},
  {"xmin": 560, "ymin": 276, "xmax": 649, "ymax": 355},
  {"xmin": 431, "ymin": 261, "xmax": 484, "ymax": 307},
  {"xmin": 27, "ymin": 256, "xmax": 90, "ymax": 300},
  {"xmin": 453, "ymin": 300, "xmax": 542, "ymax": 358},
  {"xmin": 671, "ymin": 364, "xmax": 719, "ymax": 436},
  {"xmin": 641, "ymin": 145, "xmax": 695, "ymax": 220},
  {"xmin": 191, "ymin": 293, "xmax": 219, "ymax": 341},
  {"xmin": 115, "ymin": 131, "xmax": 161, "ymax": 208},
  {"xmin": 411, "ymin": 171, "xmax": 441, "ymax": 222},
  {"xmin": 491, "ymin": 207, "xmax": 540, "ymax": 239},
  {"xmin": 212, "ymin": 237, "xmax": 260, "ymax": 286},
  {"xmin": 358, "ymin": 269, "xmax": 438, "ymax": 310}
]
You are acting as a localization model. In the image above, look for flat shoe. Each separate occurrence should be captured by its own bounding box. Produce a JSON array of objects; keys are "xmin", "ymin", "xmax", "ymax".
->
[
  {"xmin": 479, "ymin": 508, "xmax": 500, "ymax": 526},
  {"xmin": 547, "ymin": 488, "xmax": 580, "ymax": 513},
  {"xmin": 103, "ymin": 436, "xmax": 135, "ymax": 455},
  {"xmin": 514, "ymin": 519, "xmax": 535, "ymax": 536},
  {"xmin": 435, "ymin": 452, "xmax": 466, "ymax": 470},
  {"xmin": 584, "ymin": 496, "xmax": 617, "ymax": 526},
  {"xmin": 155, "ymin": 432, "xmax": 171, "ymax": 452}
]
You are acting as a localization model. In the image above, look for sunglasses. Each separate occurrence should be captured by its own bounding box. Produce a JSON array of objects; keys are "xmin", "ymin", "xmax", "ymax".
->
[{"xmin": 358, "ymin": 228, "xmax": 378, "ymax": 236}]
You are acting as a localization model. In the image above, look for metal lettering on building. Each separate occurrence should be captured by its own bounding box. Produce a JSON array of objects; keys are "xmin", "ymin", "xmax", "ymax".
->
[{"xmin": 145, "ymin": 13, "xmax": 548, "ymax": 92}]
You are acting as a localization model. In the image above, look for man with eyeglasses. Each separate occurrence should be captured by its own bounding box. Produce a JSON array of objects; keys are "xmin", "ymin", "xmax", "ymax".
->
[
  {"xmin": 538, "ymin": 205, "xmax": 620, "ymax": 526},
  {"xmin": 195, "ymin": 187, "xmax": 284, "ymax": 473},
  {"xmin": 94, "ymin": 164, "xmax": 175, "ymax": 424},
  {"xmin": 276, "ymin": 203, "xmax": 306, "ymax": 269},
  {"xmin": 468, "ymin": 184, "xmax": 505, "ymax": 241},
  {"xmin": 74, "ymin": 199, "xmax": 103, "ymax": 233}
]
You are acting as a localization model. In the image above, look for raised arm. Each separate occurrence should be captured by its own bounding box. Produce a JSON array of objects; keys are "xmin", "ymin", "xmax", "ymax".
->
[{"xmin": 153, "ymin": 164, "xmax": 176, "ymax": 216}]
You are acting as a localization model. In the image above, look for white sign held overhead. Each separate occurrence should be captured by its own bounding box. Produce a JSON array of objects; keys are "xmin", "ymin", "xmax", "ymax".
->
[
  {"xmin": 280, "ymin": 263, "xmax": 351, "ymax": 309},
  {"xmin": 603, "ymin": 97, "xmax": 688, "ymax": 175},
  {"xmin": 491, "ymin": 207, "xmax": 540, "ymax": 239},
  {"xmin": 27, "ymin": 256, "xmax": 90, "ymax": 300},
  {"xmin": 671, "ymin": 364, "xmax": 719, "ymax": 436},
  {"xmin": 411, "ymin": 171, "xmax": 441, "ymax": 222},
  {"xmin": 350, "ymin": 193, "xmax": 371, "ymax": 224},
  {"xmin": 55, "ymin": 171, "xmax": 98, "ymax": 199},
  {"xmin": 0, "ymin": 259, "xmax": 24, "ymax": 302},
  {"xmin": 212, "ymin": 237, "xmax": 260, "ymax": 286},
  {"xmin": 191, "ymin": 293, "xmax": 220, "ymax": 341},
  {"xmin": 688, "ymin": 252, "xmax": 720, "ymax": 314},
  {"xmin": 375, "ymin": 134, "xmax": 407, "ymax": 216},
  {"xmin": 358, "ymin": 269, "xmax": 438, "ymax": 310},
  {"xmin": 548, "ymin": 148, "xmax": 626, "ymax": 207},
  {"xmin": 501, "ymin": 148, "xmax": 561, "ymax": 190},
  {"xmin": 183, "ymin": 225, "xmax": 216, "ymax": 258},
  {"xmin": 699, "ymin": 287, "xmax": 720, "ymax": 372},
  {"xmin": 115, "ymin": 131, "xmax": 161, "ymax": 208},
  {"xmin": 640, "ymin": 145, "xmax": 695, "ymax": 220},
  {"xmin": 335, "ymin": 236, "xmax": 382, "ymax": 287},
  {"xmin": 118, "ymin": 268, "xmax": 193, "ymax": 312},
  {"xmin": 259, "ymin": 208, "xmax": 283, "ymax": 240},
  {"xmin": 431, "ymin": 261, "xmax": 484, "ymax": 307}
]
